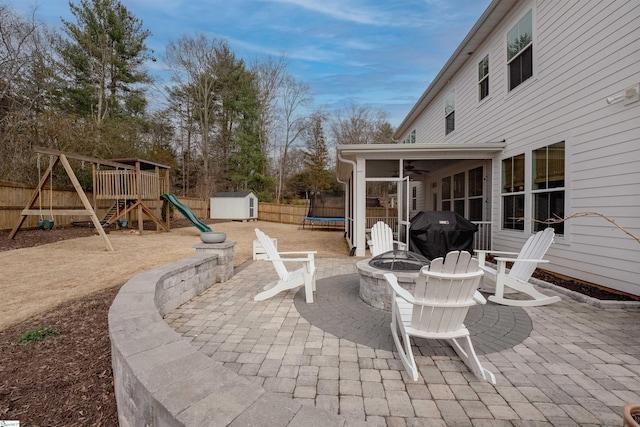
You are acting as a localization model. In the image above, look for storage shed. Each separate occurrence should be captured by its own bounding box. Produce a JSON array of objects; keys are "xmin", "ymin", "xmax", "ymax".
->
[{"xmin": 210, "ymin": 192, "xmax": 258, "ymax": 220}]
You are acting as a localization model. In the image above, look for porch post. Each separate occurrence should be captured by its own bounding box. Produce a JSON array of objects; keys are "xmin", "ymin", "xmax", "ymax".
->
[{"xmin": 355, "ymin": 157, "xmax": 367, "ymax": 257}]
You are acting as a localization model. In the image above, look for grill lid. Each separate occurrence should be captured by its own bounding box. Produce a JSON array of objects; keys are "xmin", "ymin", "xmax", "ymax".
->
[{"xmin": 368, "ymin": 250, "xmax": 430, "ymax": 272}]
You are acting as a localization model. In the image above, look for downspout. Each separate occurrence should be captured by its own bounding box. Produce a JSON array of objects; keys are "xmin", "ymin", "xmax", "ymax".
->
[{"xmin": 337, "ymin": 153, "xmax": 357, "ymax": 254}]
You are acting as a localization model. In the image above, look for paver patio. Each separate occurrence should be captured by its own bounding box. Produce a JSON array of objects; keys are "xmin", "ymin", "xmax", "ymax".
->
[{"xmin": 167, "ymin": 257, "xmax": 640, "ymax": 426}]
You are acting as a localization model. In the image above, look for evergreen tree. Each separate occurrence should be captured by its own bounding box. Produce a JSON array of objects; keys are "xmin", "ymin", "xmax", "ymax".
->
[
  {"xmin": 58, "ymin": 0, "xmax": 151, "ymax": 124},
  {"xmin": 302, "ymin": 112, "xmax": 334, "ymax": 194}
]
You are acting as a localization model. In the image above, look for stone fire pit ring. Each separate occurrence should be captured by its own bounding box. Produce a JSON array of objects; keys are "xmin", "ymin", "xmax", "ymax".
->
[{"xmin": 357, "ymin": 257, "xmax": 428, "ymax": 311}]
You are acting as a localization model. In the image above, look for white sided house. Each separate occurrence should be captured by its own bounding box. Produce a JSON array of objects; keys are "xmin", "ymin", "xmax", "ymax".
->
[{"xmin": 336, "ymin": 0, "xmax": 640, "ymax": 296}]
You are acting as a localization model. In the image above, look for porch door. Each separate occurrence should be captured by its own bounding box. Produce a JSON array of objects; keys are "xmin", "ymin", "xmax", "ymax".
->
[{"xmin": 397, "ymin": 176, "xmax": 411, "ymax": 246}]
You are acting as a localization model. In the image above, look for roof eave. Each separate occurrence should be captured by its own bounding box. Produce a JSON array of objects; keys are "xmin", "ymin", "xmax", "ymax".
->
[
  {"xmin": 335, "ymin": 141, "xmax": 506, "ymax": 180},
  {"xmin": 393, "ymin": 0, "xmax": 518, "ymax": 139}
]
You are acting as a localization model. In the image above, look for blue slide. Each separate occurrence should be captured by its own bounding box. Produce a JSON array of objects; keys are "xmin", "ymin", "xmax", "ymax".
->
[{"xmin": 161, "ymin": 194, "xmax": 212, "ymax": 233}]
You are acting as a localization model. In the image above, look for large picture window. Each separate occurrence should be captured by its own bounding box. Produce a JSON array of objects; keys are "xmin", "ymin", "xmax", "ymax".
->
[
  {"xmin": 478, "ymin": 55, "xmax": 489, "ymax": 101},
  {"xmin": 507, "ymin": 10, "xmax": 533, "ymax": 91},
  {"xmin": 445, "ymin": 89, "xmax": 455, "ymax": 134},
  {"xmin": 533, "ymin": 142, "xmax": 565, "ymax": 234},
  {"xmin": 502, "ymin": 154, "xmax": 525, "ymax": 230}
]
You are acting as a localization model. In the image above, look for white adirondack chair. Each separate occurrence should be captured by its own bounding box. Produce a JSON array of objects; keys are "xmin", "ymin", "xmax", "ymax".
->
[
  {"xmin": 254, "ymin": 228, "xmax": 317, "ymax": 303},
  {"xmin": 475, "ymin": 227, "xmax": 560, "ymax": 307},
  {"xmin": 384, "ymin": 251, "xmax": 496, "ymax": 384},
  {"xmin": 368, "ymin": 221, "xmax": 406, "ymax": 256}
]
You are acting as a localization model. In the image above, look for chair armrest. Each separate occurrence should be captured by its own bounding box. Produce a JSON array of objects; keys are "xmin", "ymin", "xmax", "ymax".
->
[
  {"xmin": 383, "ymin": 273, "xmax": 415, "ymax": 304},
  {"xmin": 278, "ymin": 251, "xmax": 317, "ymax": 255},
  {"xmin": 394, "ymin": 241, "xmax": 407, "ymax": 250},
  {"xmin": 495, "ymin": 257, "xmax": 549, "ymax": 264},
  {"xmin": 473, "ymin": 290, "xmax": 487, "ymax": 305},
  {"xmin": 475, "ymin": 249, "xmax": 518, "ymax": 267},
  {"xmin": 475, "ymin": 249, "xmax": 520, "ymax": 257},
  {"xmin": 266, "ymin": 257, "xmax": 314, "ymax": 263}
]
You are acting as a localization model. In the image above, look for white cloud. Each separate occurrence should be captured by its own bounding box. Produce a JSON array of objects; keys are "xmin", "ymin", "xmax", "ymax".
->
[{"xmin": 259, "ymin": 0, "xmax": 394, "ymax": 26}]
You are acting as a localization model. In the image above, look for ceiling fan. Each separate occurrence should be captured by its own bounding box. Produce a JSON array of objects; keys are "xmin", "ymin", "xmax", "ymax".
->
[{"xmin": 403, "ymin": 160, "xmax": 429, "ymax": 175}]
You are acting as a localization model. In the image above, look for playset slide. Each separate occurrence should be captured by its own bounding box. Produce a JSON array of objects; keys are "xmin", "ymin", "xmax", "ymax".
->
[{"xmin": 160, "ymin": 194, "xmax": 211, "ymax": 233}]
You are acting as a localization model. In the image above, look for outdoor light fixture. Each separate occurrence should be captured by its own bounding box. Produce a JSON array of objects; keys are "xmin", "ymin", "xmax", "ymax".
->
[{"xmin": 606, "ymin": 83, "xmax": 640, "ymax": 105}]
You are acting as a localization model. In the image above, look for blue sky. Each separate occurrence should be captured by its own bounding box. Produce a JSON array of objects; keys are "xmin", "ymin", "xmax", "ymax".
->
[{"xmin": 9, "ymin": 0, "xmax": 491, "ymax": 127}]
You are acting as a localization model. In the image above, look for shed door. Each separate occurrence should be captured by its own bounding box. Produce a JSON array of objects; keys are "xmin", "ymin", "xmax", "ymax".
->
[{"xmin": 249, "ymin": 197, "xmax": 255, "ymax": 217}]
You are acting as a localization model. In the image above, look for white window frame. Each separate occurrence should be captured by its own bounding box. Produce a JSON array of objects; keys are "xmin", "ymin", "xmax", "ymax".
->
[
  {"xmin": 500, "ymin": 153, "xmax": 526, "ymax": 231},
  {"xmin": 478, "ymin": 55, "xmax": 489, "ymax": 101},
  {"xmin": 532, "ymin": 141, "xmax": 566, "ymax": 235},
  {"xmin": 506, "ymin": 9, "xmax": 534, "ymax": 92},
  {"xmin": 445, "ymin": 88, "xmax": 455, "ymax": 135}
]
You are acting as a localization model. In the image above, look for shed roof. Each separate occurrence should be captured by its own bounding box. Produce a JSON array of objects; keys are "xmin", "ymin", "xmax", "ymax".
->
[{"xmin": 213, "ymin": 191, "xmax": 255, "ymax": 198}]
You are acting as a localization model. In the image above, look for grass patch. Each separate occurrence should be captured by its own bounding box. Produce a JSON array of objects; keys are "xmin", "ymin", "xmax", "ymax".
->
[{"xmin": 19, "ymin": 326, "xmax": 58, "ymax": 344}]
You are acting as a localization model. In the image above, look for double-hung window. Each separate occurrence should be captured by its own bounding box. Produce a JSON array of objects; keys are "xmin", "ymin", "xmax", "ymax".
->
[
  {"xmin": 453, "ymin": 172, "xmax": 465, "ymax": 216},
  {"xmin": 468, "ymin": 166, "xmax": 484, "ymax": 221},
  {"xmin": 501, "ymin": 154, "xmax": 525, "ymax": 230},
  {"xmin": 402, "ymin": 129, "xmax": 416, "ymax": 144},
  {"xmin": 445, "ymin": 89, "xmax": 455, "ymax": 134},
  {"xmin": 507, "ymin": 10, "xmax": 533, "ymax": 91},
  {"xmin": 533, "ymin": 142, "xmax": 565, "ymax": 234},
  {"xmin": 501, "ymin": 143, "xmax": 565, "ymax": 234},
  {"xmin": 478, "ymin": 55, "xmax": 489, "ymax": 101},
  {"xmin": 412, "ymin": 186, "xmax": 417, "ymax": 210},
  {"xmin": 441, "ymin": 176, "xmax": 451, "ymax": 211}
]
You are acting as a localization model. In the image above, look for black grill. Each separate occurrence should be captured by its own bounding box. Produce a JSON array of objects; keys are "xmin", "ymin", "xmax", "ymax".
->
[{"xmin": 409, "ymin": 211, "xmax": 478, "ymax": 260}]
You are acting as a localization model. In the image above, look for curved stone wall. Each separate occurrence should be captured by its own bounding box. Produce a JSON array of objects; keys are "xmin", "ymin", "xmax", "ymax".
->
[{"xmin": 109, "ymin": 243, "xmax": 350, "ymax": 426}]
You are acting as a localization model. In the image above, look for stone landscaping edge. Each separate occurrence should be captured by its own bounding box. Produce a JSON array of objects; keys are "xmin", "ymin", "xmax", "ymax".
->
[
  {"xmin": 480, "ymin": 261, "xmax": 640, "ymax": 309},
  {"xmin": 108, "ymin": 242, "xmax": 368, "ymax": 427}
]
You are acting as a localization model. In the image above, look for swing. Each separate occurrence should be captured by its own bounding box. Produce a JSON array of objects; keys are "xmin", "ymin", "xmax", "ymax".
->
[{"xmin": 37, "ymin": 154, "xmax": 55, "ymax": 230}]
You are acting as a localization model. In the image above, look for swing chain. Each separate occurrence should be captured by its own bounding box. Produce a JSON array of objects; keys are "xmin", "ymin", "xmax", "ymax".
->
[{"xmin": 37, "ymin": 153, "xmax": 55, "ymax": 230}]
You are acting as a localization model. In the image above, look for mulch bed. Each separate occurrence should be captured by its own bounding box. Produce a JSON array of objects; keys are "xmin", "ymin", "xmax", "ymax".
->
[
  {"xmin": 0, "ymin": 286, "xmax": 120, "ymax": 426},
  {"xmin": 0, "ymin": 223, "xmax": 636, "ymax": 426},
  {"xmin": 0, "ymin": 219, "xmax": 201, "ymax": 426}
]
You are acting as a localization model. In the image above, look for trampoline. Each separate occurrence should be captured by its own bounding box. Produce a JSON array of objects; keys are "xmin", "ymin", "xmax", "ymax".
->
[{"xmin": 303, "ymin": 192, "xmax": 345, "ymax": 230}]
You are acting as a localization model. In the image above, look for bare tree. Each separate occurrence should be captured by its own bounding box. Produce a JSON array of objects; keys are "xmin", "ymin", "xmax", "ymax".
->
[
  {"xmin": 251, "ymin": 54, "xmax": 287, "ymax": 164},
  {"xmin": 330, "ymin": 102, "xmax": 392, "ymax": 145},
  {"xmin": 275, "ymin": 74, "xmax": 312, "ymax": 203},
  {"xmin": 0, "ymin": 6, "xmax": 39, "ymax": 124},
  {"xmin": 0, "ymin": 6, "xmax": 63, "ymax": 182},
  {"xmin": 165, "ymin": 35, "xmax": 220, "ymax": 197}
]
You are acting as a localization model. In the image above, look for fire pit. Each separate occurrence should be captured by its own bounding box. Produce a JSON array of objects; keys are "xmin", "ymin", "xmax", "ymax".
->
[{"xmin": 357, "ymin": 250, "xmax": 430, "ymax": 311}]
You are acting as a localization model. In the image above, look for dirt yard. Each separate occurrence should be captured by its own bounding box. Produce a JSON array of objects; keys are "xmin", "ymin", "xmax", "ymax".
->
[
  {"xmin": 0, "ymin": 220, "xmax": 350, "ymax": 331},
  {"xmin": 0, "ymin": 220, "xmax": 350, "ymax": 425}
]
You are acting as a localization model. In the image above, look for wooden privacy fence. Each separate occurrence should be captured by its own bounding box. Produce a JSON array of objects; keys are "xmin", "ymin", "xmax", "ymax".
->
[
  {"xmin": 2, "ymin": 184, "xmax": 395, "ymax": 231},
  {"xmin": 257, "ymin": 202, "xmax": 397, "ymax": 227},
  {"xmin": 258, "ymin": 202, "xmax": 308, "ymax": 224},
  {"xmin": 0, "ymin": 181, "xmax": 207, "ymax": 231}
]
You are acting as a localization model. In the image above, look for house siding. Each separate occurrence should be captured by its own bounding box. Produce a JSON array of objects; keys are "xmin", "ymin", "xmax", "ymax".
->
[{"xmin": 400, "ymin": 0, "xmax": 640, "ymax": 295}]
